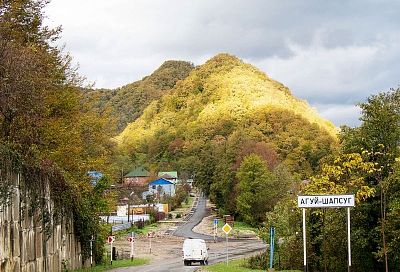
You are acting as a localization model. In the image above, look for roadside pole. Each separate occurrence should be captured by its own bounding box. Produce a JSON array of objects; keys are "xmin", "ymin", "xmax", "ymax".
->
[
  {"xmin": 213, "ymin": 225, "xmax": 216, "ymax": 242},
  {"xmin": 214, "ymin": 218, "xmax": 218, "ymax": 242},
  {"xmin": 131, "ymin": 232, "xmax": 134, "ymax": 261},
  {"xmin": 347, "ymin": 207, "xmax": 351, "ymax": 272},
  {"xmin": 216, "ymin": 223, "xmax": 218, "ymax": 242},
  {"xmin": 149, "ymin": 234, "xmax": 152, "ymax": 253},
  {"xmin": 222, "ymin": 223, "xmax": 232, "ymax": 266},
  {"xmin": 302, "ymin": 208, "xmax": 306, "ymax": 272},
  {"xmin": 269, "ymin": 226, "xmax": 275, "ymax": 271},
  {"xmin": 107, "ymin": 235, "xmax": 115, "ymax": 266},
  {"xmin": 148, "ymin": 232, "xmax": 154, "ymax": 253},
  {"xmin": 90, "ymin": 235, "xmax": 93, "ymax": 267},
  {"xmin": 226, "ymin": 233, "xmax": 228, "ymax": 265}
]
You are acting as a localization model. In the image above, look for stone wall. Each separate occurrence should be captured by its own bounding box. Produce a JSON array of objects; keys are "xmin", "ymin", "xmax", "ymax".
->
[{"xmin": 0, "ymin": 173, "xmax": 83, "ymax": 272}]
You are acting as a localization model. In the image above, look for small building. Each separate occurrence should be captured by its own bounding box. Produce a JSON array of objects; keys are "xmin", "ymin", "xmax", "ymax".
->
[
  {"xmin": 158, "ymin": 171, "xmax": 178, "ymax": 184},
  {"xmin": 124, "ymin": 166, "xmax": 150, "ymax": 186},
  {"xmin": 147, "ymin": 178, "xmax": 176, "ymax": 198}
]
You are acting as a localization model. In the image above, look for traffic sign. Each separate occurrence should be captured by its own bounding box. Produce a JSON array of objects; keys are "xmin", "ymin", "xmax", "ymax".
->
[
  {"xmin": 107, "ymin": 235, "xmax": 115, "ymax": 244},
  {"xmin": 127, "ymin": 237, "xmax": 135, "ymax": 243},
  {"xmin": 222, "ymin": 223, "xmax": 232, "ymax": 235},
  {"xmin": 147, "ymin": 231, "xmax": 155, "ymax": 238},
  {"xmin": 214, "ymin": 219, "xmax": 218, "ymax": 226},
  {"xmin": 298, "ymin": 194, "xmax": 355, "ymax": 208}
]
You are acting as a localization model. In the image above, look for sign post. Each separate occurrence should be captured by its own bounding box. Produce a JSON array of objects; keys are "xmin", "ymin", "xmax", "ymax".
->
[
  {"xmin": 302, "ymin": 208, "xmax": 306, "ymax": 272},
  {"xmin": 107, "ymin": 235, "xmax": 115, "ymax": 265},
  {"xmin": 347, "ymin": 207, "xmax": 351, "ymax": 271},
  {"xmin": 147, "ymin": 231, "xmax": 155, "ymax": 253},
  {"xmin": 127, "ymin": 232, "xmax": 135, "ymax": 261},
  {"xmin": 90, "ymin": 235, "xmax": 94, "ymax": 267},
  {"xmin": 269, "ymin": 226, "xmax": 275, "ymax": 270},
  {"xmin": 213, "ymin": 218, "xmax": 218, "ymax": 242},
  {"xmin": 222, "ymin": 223, "xmax": 232, "ymax": 265},
  {"xmin": 297, "ymin": 194, "xmax": 355, "ymax": 272}
]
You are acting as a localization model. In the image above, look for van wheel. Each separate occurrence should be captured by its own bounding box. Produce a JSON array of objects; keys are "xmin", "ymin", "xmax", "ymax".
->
[
  {"xmin": 183, "ymin": 260, "xmax": 187, "ymax": 266},
  {"xmin": 200, "ymin": 260, "xmax": 205, "ymax": 266},
  {"xmin": 205, "ymin": 260, "xmax": 208, "ymax": 265}
]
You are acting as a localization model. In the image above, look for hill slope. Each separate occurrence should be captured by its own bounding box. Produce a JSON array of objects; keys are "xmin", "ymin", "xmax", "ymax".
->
[
  {"xmin": 116, "ymin": 54, "xmax": 338, "ymax": 211},
  {"xmin": 82, "ymin": 60, "xmax": 194, "ymax": 132}
]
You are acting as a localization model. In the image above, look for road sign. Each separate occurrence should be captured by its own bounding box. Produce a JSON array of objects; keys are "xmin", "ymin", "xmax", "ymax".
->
[
  {"xmin": 147, "ymin": 231, "xmax": 155, "ymax": 238},
  {"xmin": 298, "ymin": 194, "xmax": 355, "ymax": 208},
  {"xmin": 107, "ymin": 236, "xmax": 115, "ymax": 244},
  {"xmin": 298, "ymin": 194, "xmax": 355, "ymax": 271},
  {"xmin": 214, "ymin": 219, "xmax": 218, "ymax": 226},
  {"xmin": 222, "ymin": 223, "xmax": 232, "ymax": 235},
  {"xmin": 127, "ymin": 237, "xmax": 135, "ymax": 243}
]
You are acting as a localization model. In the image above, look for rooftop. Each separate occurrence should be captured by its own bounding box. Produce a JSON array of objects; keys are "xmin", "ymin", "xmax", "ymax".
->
[{"xmin": 125, "ymin": 166, "xmax": 150, "ymax": 177}]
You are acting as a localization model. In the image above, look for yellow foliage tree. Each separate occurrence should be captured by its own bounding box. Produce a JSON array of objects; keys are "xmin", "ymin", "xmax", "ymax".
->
[{"xmin": 304, "ymin": 153, "xmax": 376, "ymax": 203}]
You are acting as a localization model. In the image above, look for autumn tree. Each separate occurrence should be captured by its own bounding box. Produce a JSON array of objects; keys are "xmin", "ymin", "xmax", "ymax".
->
[
  {"xmin": 0, "ymin": 0, "xmax": 114, "ymax": 263},
  {"xmin": 341, "ymin": 88, "xmax": 400, "ymax": 271},
  {"xmin": 236, "ymin": 154, "xmax": 289, "ymax": 226}
]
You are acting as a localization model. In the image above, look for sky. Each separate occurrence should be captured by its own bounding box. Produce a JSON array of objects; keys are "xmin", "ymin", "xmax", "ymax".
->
[{"xmin": 44, "ymin": 0, "xmax": 400, "ymax": 127}]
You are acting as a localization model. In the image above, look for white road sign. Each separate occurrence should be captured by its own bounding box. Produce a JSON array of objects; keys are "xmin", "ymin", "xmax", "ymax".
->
[{"xmin": 298, "ymin": 194, "xmax": 355, "ymax": 208}]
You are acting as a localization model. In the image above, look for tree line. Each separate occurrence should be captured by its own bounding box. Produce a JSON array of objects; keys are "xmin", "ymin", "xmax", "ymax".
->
[{"xmin": 0, "ymin": 0, "xmax": 115, "ymax": 264}]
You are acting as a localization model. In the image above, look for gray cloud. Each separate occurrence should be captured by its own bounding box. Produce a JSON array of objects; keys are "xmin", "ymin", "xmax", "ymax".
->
[{"xmin": 45, "ymin": 0, "xmax": 400, "ymax": 126}]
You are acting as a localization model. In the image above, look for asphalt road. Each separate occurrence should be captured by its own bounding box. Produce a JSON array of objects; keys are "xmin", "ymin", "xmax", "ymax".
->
[
  {"xmin": 111, "ymin": 240, "xmax": 266, "ymax": 272},
  {"xmin": 172, "ymin": 195, "xmax": 218, "ymax": 241},
  {"xmin": 110, "ymin": 195, "xmax": 266, "ymax": 271}
]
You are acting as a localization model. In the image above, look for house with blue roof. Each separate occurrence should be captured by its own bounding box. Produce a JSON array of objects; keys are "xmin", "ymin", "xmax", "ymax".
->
[{"xmin": 144, "ymin": 178, "xmax": 175, "ymax": 200}]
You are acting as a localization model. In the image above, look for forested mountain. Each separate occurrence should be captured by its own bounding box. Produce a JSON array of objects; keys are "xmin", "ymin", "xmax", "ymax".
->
[
  {"xmin": 116, "ymin": 53, "xmax": 339, "ymax": 215},
  {"xmin": 82, "ymin": 60, "xmax": 194, "ymax": 133}
]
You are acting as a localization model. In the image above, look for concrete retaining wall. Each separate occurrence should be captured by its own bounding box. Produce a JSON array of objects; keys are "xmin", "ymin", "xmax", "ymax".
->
[{"xmin": 0, "ymin": 173, "xmax": 83, "ymax": 272}]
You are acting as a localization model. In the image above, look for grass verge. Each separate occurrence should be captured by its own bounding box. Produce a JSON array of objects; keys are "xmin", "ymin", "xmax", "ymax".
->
[
  {"xmin": 181, "ymin": 196, "xmax": 195, "ymax": 209},
  {"xmin": 203, "ymin": 259, "xmax": 301, "ymax": 272},
  {"xmin": 202, "ymin": 259, "xmax": 264, "ymax": 272},
  {"xmin": 72, "ymin": 258, "xmax": 149, "ymax": 271}
]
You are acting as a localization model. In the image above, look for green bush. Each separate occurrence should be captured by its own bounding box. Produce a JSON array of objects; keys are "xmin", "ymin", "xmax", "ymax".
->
[{"xmin": 245, "ymin": 252, "xmax": 269, "ymax": 270}]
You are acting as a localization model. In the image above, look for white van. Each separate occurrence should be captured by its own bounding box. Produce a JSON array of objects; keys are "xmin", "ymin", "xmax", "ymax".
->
[{"xmin": 182, "ymin": 238, "xmax": 209, "ymax": 266}]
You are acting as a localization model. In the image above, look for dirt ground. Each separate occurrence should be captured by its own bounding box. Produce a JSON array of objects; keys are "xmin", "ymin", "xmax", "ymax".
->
[{"xmin": 112, "ymin": 198, "xmax": 257, "ymax": 263}]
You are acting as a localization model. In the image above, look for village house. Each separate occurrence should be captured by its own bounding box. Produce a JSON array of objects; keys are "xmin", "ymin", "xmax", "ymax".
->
[
  {"xmin": 124, "ymin": 166, "xmax": 150, "ymax": 186},
  {"xmin": 143, "ymin": 178, "xmax": 176, "ymax": 200},
  {"xmin": 158, "ymin": 171, "xmax": 179, "ymax": 184}
]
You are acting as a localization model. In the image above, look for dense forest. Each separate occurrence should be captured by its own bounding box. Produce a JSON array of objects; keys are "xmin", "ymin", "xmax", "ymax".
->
[
  {"xmin": 1, "ymin": 1, "xmax": 399, "ymax": 271},
  {"xmin": 82, "ymin": 60, "xmax": 194, "ymax": 133},
  {"xmin": 116, "ymin": 53, "xmax": 338, "ymax": 216}
]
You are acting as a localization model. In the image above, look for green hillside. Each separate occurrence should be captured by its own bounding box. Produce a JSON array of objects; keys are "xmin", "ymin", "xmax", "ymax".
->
[
  {"xmin": 82, "ymin": 60, "xmax": 194, "ymax": 132},
  {"xmin": 116, "ymin": 53, "xmax": 339, "ymax": 215}
]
